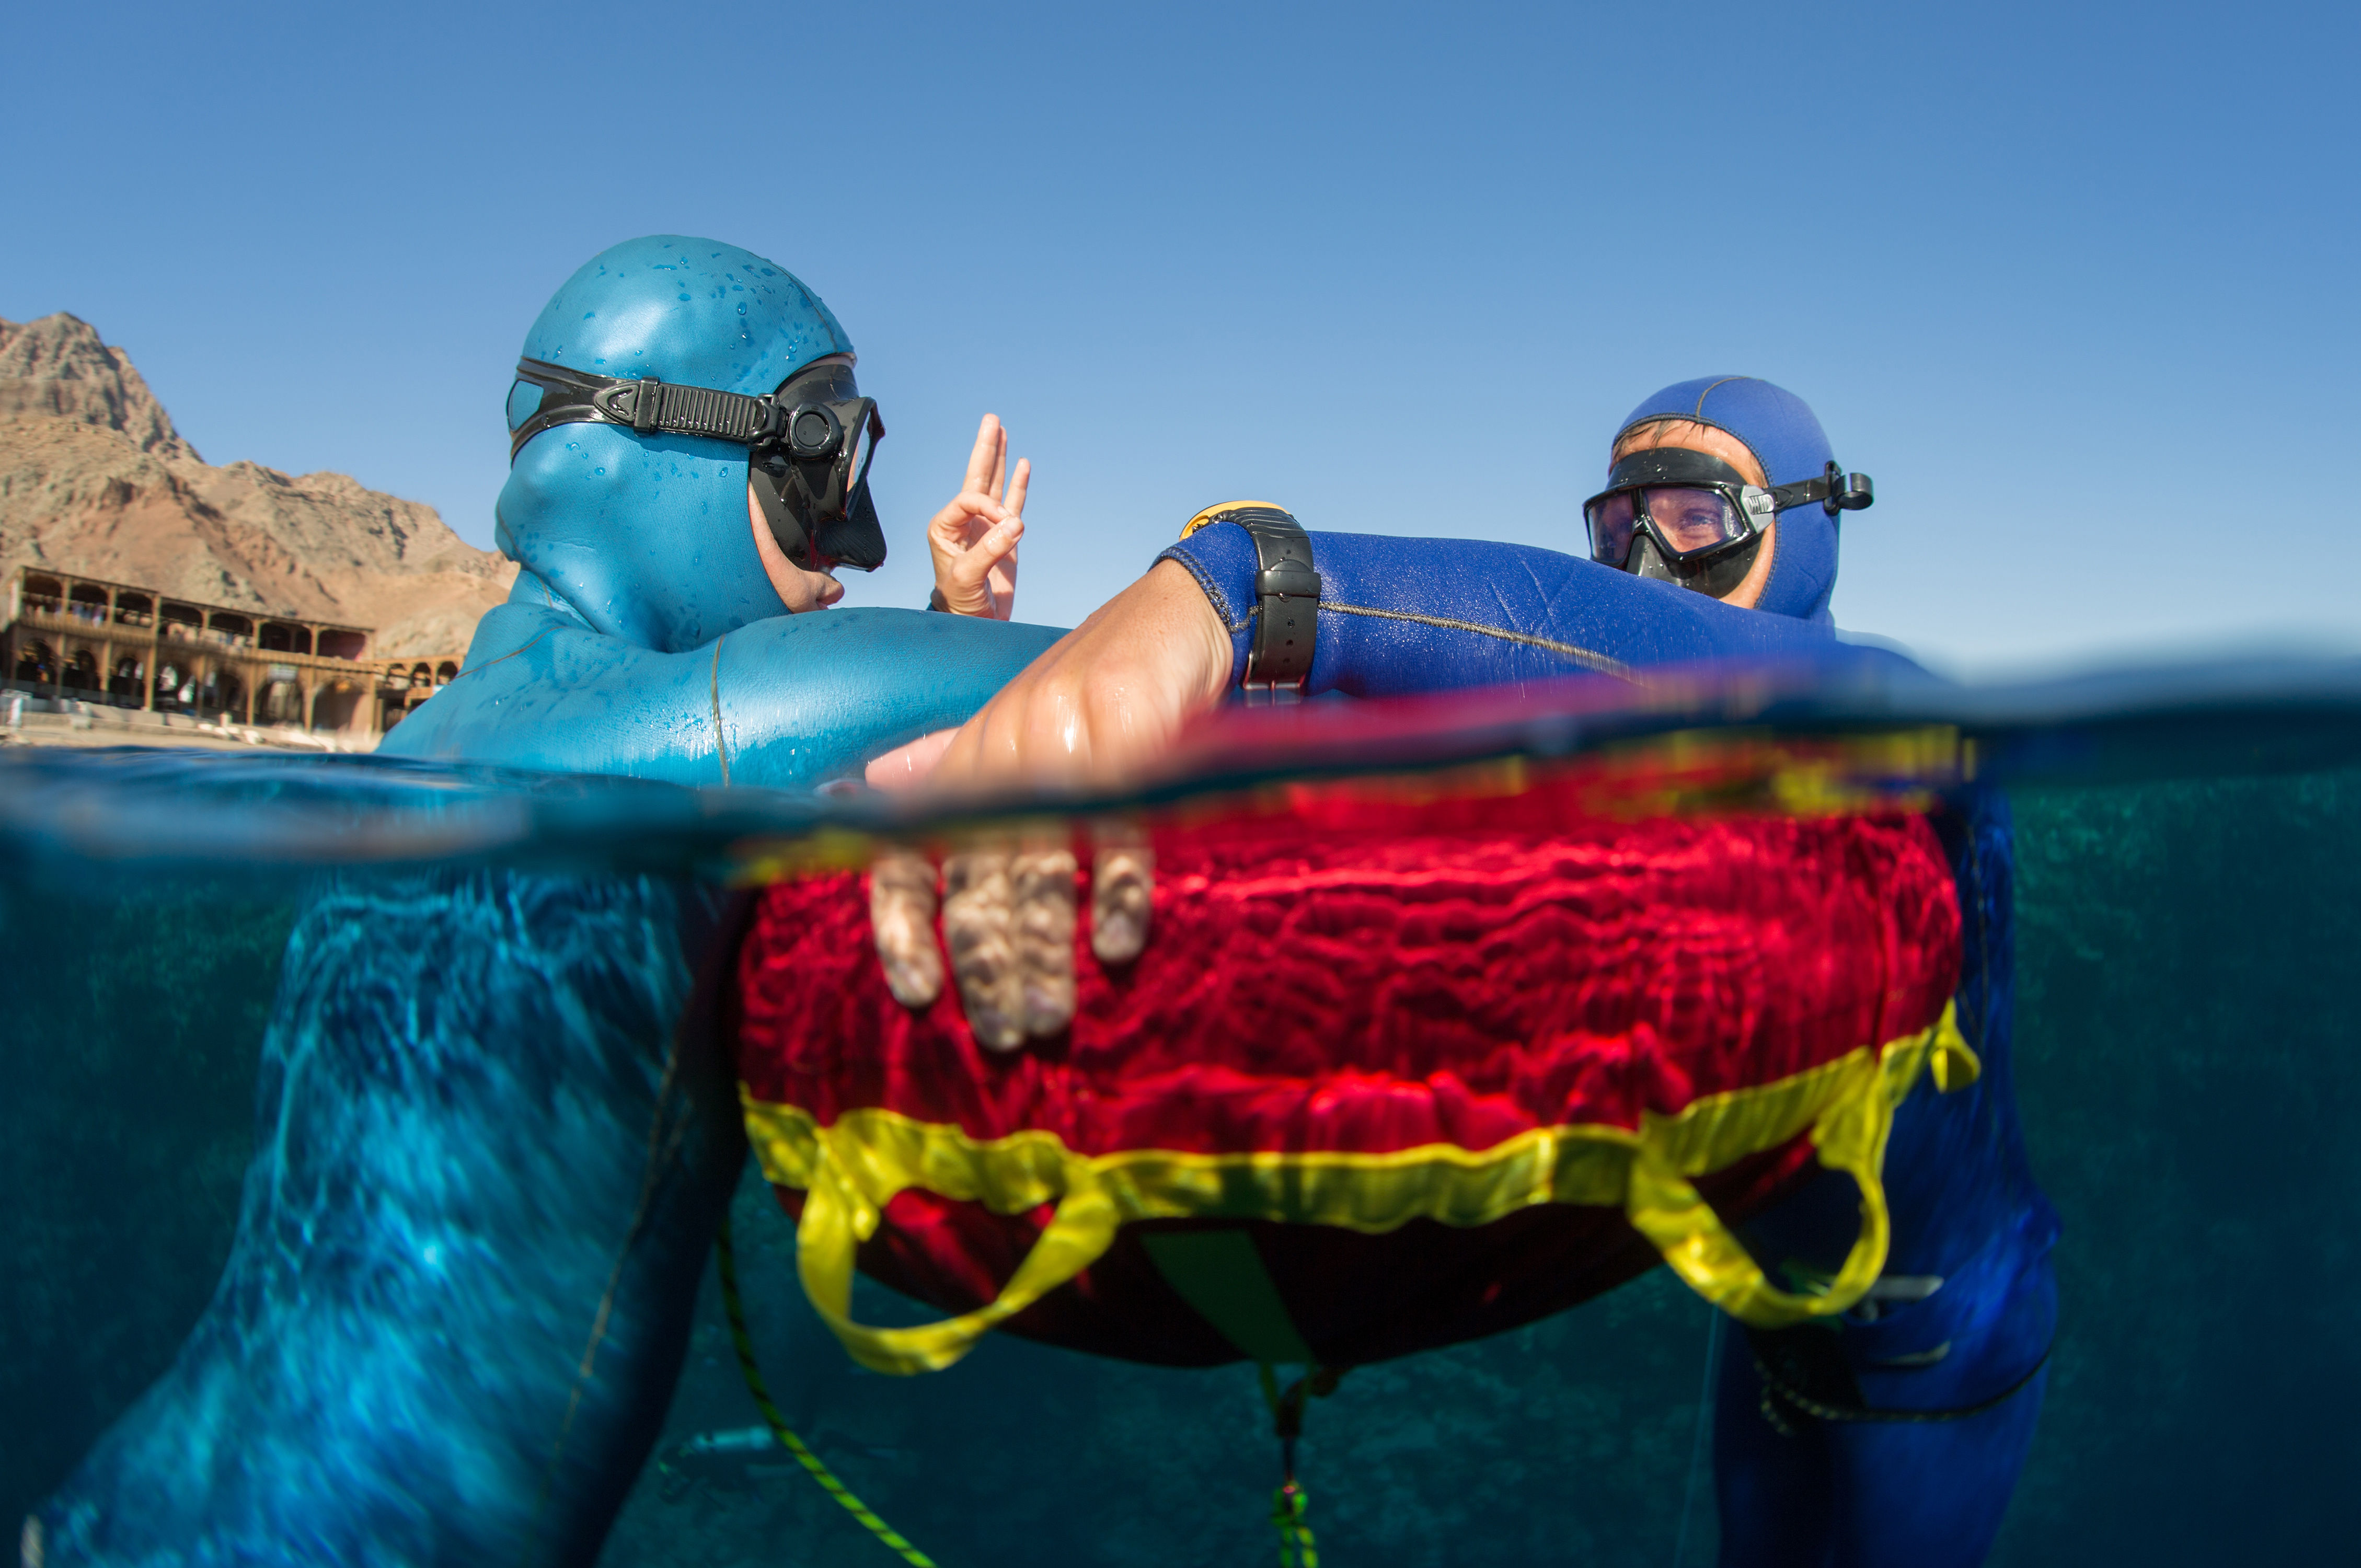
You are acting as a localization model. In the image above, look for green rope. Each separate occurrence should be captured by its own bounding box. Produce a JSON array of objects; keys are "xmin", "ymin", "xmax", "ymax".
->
[
  {"xmin": 1271, "ymin": 1481, "xmax": 1319, "ymax": 1568},
  {"xmin": 714, "ymin": 1212, "xmax": 938, "ymax": 1568},
  {"xmin": 1257, "ymin": 1364, "xmax": 1339, "ymax": 1568}
]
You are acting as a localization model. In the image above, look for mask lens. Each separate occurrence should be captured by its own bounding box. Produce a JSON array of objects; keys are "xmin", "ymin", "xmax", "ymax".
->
[
  {"xmin": 505, "ymin": 380, "xmax": 543, "ymax": 434},
  {"xmin": 1641, "ymin": 487, "xmax": 1749, "ymax": 557},
  {"xmin": 1586, "ymin": 492, "xmax": 1638, "ymax": 567}
]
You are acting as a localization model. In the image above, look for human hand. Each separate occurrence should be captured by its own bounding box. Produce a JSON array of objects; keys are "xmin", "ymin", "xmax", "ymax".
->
[
  {"xmin": 862, "ymin": 557, "xmax": 1228, "ymax": 1042},
  {"xmin": 867, "ymin": 827, "xmax": 1155, "ymax": 1050},
  {"xmin": 927, "ymin": 414, "xmax": 1028, "ymax": 619}
]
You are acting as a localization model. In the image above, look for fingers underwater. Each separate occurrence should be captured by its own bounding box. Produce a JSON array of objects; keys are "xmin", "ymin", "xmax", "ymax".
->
[
  {"xmin": 874, "ymin": 825, "xmax": 1153, "ymax": 1043},
  {"xmin": 1011, "ymin": 839, "xmax": 1078, "ymax": 1037},
  {"xmin": 942, "ymin": 845, "xmax": 1025, "ymax": 1051},
  {"xmin": 1090, "ymin": 838, "xmax": 1154, "ymax": 965},
  {"xmin": 869, "ymin": 848, "xmax": 945, "ymax": 1008}
]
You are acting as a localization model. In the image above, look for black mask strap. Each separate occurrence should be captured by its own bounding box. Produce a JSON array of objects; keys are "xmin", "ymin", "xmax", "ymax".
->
[
  {"xmin": 508, "ymin": 358, "xmax": 790, "ymax": 459},
  {"xmin": 1604, "ymin": 449, "xmax": 1875, "ymax": 517},
  {"xmin": 1766, "ymin": 462, "xmax": 1876, "ymax": 516},
  {"xmin": 1602, "ymin": 446, "xmax": 1754, "ymax": 491}
]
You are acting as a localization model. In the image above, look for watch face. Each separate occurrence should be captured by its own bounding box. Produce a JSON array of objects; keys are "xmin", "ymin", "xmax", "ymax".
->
[{"xmin": 1181, "ymin": 500, "xmax": 1296, "ymax": 539}]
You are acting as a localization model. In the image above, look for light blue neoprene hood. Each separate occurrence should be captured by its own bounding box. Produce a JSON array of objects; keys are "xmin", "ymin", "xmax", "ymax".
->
[
  {"xmin": 497, "ymin": 236, "xmax": 856, "ymax": 652},
  {"xmin": 1616, "ymin": 376, "xmax": 1845, "ymax": 625}
]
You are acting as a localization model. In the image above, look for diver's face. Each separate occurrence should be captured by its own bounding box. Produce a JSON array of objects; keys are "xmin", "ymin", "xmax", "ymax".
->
[
  {"xmin": 747, "ymin": 482, "xmax": 846, "ymax": 613},
  {"xmin": 1609, "ymin": 419, "xmax": 1777, "ymax": 610}
]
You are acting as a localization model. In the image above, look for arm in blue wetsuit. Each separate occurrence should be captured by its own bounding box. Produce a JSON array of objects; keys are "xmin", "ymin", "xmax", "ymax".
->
[
  {"xmin": 1157, "ymin": 521, "xmax": 1916, "ymax": 696},
  {"xmin": 879, "ymin": 522, "xmax": 1938, "ymax": 800},
  {"xmin": 379, "ymin": 598, "xmax": 1065, "ymax": 788}
]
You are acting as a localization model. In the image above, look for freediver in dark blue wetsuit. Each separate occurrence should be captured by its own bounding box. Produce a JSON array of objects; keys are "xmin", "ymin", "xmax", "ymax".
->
[
  {"xmin": 873, "ymin": 377, "xmax": 2057, "ymax": 1567},
  {"xmin": 28, "ymin": 236, "xmax": 1063, "ymax": 1568}
]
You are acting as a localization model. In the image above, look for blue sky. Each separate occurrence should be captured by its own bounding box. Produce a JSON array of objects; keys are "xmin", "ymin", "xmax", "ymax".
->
[{"xmin": 5, "ymin": 0, "xmax": 2356, "ymax": 673}]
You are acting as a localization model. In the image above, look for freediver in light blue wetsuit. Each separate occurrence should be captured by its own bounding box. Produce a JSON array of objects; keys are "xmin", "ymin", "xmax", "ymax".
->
[
  {"xmin": 29, "ymin": 237, "xmax": 1061, "ymax": 1568},
  {"xmin": 890, "ymin": 377, "xmax": 2058, "ymax": 1567},
  {"xmin": 385, "ymin": 235, "xmax": 1059, "ymax": 785}
]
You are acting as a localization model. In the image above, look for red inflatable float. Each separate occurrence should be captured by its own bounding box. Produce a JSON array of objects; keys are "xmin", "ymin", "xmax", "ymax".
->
[{"xmin": 736, "ymin": 737, "xmax": 1978, "ymax": 1377}]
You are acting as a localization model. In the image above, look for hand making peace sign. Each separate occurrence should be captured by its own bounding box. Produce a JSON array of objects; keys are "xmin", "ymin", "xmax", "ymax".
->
[{"xmin": 927, "ymin": 414, "xmax": 1028, "ymax": 619}]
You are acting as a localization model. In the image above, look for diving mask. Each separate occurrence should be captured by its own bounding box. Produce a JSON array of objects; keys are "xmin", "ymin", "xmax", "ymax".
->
[
  {"xmin": 745, "ymin": 359, "xmax": 886, "ymax": 574},
  {"xmin": 1583, "ymin": 447, "xmax": 1872, "ymax": 598},
  {"xmin": 505, "ymin": 355, "xmax": 889, "ymax": 572}
]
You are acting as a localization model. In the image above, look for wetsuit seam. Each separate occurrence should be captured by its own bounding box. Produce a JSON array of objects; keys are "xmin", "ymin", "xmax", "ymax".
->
[
  {"xmin": 445, "ymin": 628, "xmax": 551, "ymax": 684},
  {"xmin": 1317, "ymin": 601, "xmax": 1639, "ymax": 681},
  {"xmin": 534, "ymin": 1011, "xmax": 700, "ymax": 1544},
  {"xmin": 1694, "ymin": 376, "xmax": 1752, "ymax": 418},
  {"xmin": 709, "ymin": 633, "xmax": 731, "ymax": 787}
]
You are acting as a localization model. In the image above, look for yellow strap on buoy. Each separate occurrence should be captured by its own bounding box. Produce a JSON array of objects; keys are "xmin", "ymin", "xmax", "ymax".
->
[{"xmin": 751, "ymin": 1003, "xmax": 1974, "ymax": 1372}]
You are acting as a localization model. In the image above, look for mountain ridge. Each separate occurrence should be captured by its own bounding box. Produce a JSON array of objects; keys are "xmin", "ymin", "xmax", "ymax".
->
[{"xmin": 0, "ymin": 313, "xmax": 512, "ymax": 659}]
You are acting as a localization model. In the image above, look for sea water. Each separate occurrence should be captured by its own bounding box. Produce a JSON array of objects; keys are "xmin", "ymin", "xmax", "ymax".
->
[{"xmin": 3, "ymin": 688, "xmax": 2357, "ymax": 1567}]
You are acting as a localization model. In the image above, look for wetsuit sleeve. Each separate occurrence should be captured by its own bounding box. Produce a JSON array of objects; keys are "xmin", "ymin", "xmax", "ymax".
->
[
  {"xmin": 1159, "ymin": 521, "xmax": 1893, "ymax": 695},
  {"xmin": 377, "ymin": 604, "xmax": 1065, "ymax": 789}
]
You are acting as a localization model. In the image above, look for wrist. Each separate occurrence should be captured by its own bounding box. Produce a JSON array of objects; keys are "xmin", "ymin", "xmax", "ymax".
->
[
  {"xmin": 1154, "ymin": 521, "xmax": 1257, "ymax": 688},
  {"xmin": 1153, "ymin": 559, "xmax": 1235, "ymax": 710},
  {"xmin": 933, "ymin": 574, "xmax": 995, "ymax": 617},
  {"xmin": 1153, "ymin": 510, "xmax": 1319, "ymax": 699}
]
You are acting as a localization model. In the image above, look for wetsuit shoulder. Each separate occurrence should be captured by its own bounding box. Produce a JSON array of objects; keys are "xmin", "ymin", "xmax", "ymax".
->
[
  {"xmin": 379, "ymin": 605, "xmax": 1063, "ymax": 789},
  {"xmin": 1161, "ymin": 523, "xmax": 1925, "ymax": 696}
]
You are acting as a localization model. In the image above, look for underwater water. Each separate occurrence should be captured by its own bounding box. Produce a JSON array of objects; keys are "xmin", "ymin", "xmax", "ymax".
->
[{"xmin": 2, "ymin": 718, "xmax": 2356, "ymax": 1564}]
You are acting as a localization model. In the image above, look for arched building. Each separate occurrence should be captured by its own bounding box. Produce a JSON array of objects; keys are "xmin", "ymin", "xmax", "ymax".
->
[{"xmin": 4, "ymin": 567, "xmax": 466, "ymax": 742}]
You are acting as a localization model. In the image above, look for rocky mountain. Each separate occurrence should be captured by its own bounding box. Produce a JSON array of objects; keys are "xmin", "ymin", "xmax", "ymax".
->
[{"xmin": 0, "ymin": 313, "xmax": 513, "ymax": 658}]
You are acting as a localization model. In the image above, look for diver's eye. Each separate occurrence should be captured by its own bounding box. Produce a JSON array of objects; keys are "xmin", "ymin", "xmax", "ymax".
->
[{"xmin": 1644, "ymin": 487, "xmax": 1744, "ymax": 552}]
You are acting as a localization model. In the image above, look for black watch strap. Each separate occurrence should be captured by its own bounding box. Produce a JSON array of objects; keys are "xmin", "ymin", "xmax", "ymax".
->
[
  {"xmin": 1176, "ymin": 501, "xmax": 1322, "ymax": 702},
  {"xmin": 1231, "ymin": 505, "xmax": 1319, "ymax": 700}
]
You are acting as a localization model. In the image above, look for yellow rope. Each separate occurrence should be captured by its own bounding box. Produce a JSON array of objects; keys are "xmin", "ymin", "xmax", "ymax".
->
[{"xmin": 714, "ymin": 1212, "xmax": 938, "ymax": 1568}]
